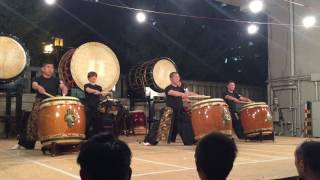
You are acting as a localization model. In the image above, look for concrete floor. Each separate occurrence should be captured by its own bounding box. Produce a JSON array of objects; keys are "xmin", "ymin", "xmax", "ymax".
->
[{"xmin": 0, "ymin": 136, "xmax": 308, "ymax": 180}]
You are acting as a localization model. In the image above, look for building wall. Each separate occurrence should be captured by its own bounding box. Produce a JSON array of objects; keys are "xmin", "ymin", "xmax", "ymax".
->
[{"xmin": 268, "ymin": 0, "xmax": 320, "ymax": 136}]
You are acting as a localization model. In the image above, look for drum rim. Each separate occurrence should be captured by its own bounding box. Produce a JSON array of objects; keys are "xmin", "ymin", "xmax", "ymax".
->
[
  {"xmin": 239, "ymin": 102, "xmax": 268, "ymax": 112},
  {"xmin": 192, "ymin": 98, "xmax": 225, "ymax": 108},
  {"xmin": 40, "ymin": 96, "xmax": 80, "ymax": 105},
  {"xmin": 58, "ymin": 48, "xmax": 76, "ymax": 88},
  {"xmin": 130, "ymin": 110, "xmax": 145, "ymax": 113},
  {"xmin": 0, "ymin": 34, "xmax": 30, "ymax": 83},
  {"xmin": 70, "ymin": 41, "xmax": 120, "ymax": 92}
]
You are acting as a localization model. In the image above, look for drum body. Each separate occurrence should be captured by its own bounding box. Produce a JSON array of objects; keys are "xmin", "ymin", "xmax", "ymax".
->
[
  {"xmin": 128, "ymin": 57, "xmax": 177, "ymax": 92},
  {"xmin": 0, "ymin": 36, "xmax": 29, "ymax": 83},
  {"xmin": 239, "ymin": 102, "xmax": 273, "ymax": 136},
  {"xmin": 130, "ymin": 110, "xmax": 147, "ymax": 135},
  {"xmin": 191, "ymin": 98, "xmax": 232, "ymax": 139},
  {"xmin": 38, "ymin": 96, "xmax": 86, "ymax": 146},
  {"xmin": 58, "ymin": 42, "xmax": 120, "ymax": 92}
]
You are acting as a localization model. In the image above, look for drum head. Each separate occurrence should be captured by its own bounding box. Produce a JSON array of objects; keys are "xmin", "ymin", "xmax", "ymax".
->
[
  {"xmin": 240, "ymin": 102, "xmax": 268, "ymax": 112},
  {"xmin": 71, "ymin": 42, "xmax": 120, "ymax": 91},
  {"xmin": 192, "ymin": 98, "xmax": 225, "ymax": 108},
  {"xmin": 153, "ymin": 58, "xmax": 177, "ymax": 90},
  {"xmin": 0, "ymin": 36, "xmax": 27, "ymax": 80}
]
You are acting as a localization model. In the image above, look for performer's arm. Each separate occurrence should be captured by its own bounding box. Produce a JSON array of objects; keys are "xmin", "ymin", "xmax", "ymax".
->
[
  {"xmin": 32, "ymin": 82, "xmax": 46, "ymax": 94},
  {"xmin": 85, "ymin": 87, "xmax": 102, "ymax": 95},
  {"xmin": 168, "ymin": 90, "xmax": 188, "ymax": 98},
  {"xmin": 59, "ymin": 81, "xmax": 68, "ymax": 96},
  {"xmin": 239, "ymin": 96, "xmax": 253, "ymax": 103},
  {"xmin": 225, "ymin": 95, "xmax": 248, "ymax": 104}
]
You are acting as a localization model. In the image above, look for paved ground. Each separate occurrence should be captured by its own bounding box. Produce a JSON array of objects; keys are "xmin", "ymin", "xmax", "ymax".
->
[{"xmin": 0, "ymin": 136, "xmax": 308, "ymax": 180}]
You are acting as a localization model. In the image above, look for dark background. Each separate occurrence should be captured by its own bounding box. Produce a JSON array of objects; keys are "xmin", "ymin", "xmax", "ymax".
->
[{"xmin": 0, "ymin": 0, "xmax": 268, "ymax": 85}]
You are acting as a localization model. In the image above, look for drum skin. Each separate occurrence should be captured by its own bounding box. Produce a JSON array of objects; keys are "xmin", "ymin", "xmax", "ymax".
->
[
  {"xmin": 191, "ymin": 98, "xmax": 232, "ymax": 140},
  {"xmin": 58, "ymin": 42, "xmax": 120, "ymax": 92},
  {"xmin": 0, "ymin": 36, "xmax": 28, "ymax": 82},
  {"xmin": 38, "ymin": 96, "xmax": 86, "ymax": 146},
  {"xmin": 128, "ymin": 57, "xmax": 177, "ymax": 92},
  {"xmin": 239, "ymin": 102, "xmax": 273, "ymax": 136}
]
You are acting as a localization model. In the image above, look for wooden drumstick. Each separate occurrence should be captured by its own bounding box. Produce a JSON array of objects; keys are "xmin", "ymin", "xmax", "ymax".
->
[{"xmin": 43, "ymin": 92, "xmax": 55, "ymax": 98}]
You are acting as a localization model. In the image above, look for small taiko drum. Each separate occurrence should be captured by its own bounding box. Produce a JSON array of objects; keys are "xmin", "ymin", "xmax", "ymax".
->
[
  {"xmin": 239, "ymin": 102, "xmax": 273, "ymax": 137},
  {"xmin": 191, "ymin": 98, "xmax": 232, "ymax": 139},
  {"xmin": 38, "ymin": 96, "xmax": 86, "ymax": 147},
  {"xmin": 130, "ymin": 110, "xmax": 147, "ymax": 135}
]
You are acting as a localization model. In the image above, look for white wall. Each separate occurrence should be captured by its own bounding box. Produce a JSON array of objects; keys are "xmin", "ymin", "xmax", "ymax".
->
[{"xmin": 268, "ymin": 0, "xmax": 320, "ymax": 136}]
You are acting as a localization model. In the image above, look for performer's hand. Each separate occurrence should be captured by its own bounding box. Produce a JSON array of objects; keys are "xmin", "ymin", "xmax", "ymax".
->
[
  {"xmin": 182, "ymin": 93, "xmax": 189, "ymax": 99},
  {"xmin": 186, "ymin": 91, "xmax": 197, "ymax": 96},
  {"xmin": 101, "ymin": 91, "xmax": 109, "ymax": 96},
  {"xmin": 94, "ymin": 90, "xmax": 101, "ymax": 95},
  {"xmin": 38, "ymin": 86, "xmax": 46, "ymax": 94}
]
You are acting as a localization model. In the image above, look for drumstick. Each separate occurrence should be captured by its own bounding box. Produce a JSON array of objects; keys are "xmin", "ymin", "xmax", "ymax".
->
[{"xmin": 43, "ymin": 92, "xmax": 55, "ymax": 98}]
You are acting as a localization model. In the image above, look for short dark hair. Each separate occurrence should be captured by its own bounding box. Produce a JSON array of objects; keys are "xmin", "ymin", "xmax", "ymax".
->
[
  {"xmin": 169, "ymin": 72, "xmax": 178, "ymax": 78},
  {"xmin": 226, "ymin": 81, "xmax": 235, "ymax": 86},
  {"xmin": 41, "ymin": 61, "xmax": 54, "ymax": 67},
  {"xmin": 295, "ymin": 140, "xmax": 320, "ymax": 177},
  {"xmin": 195, "ymin": 132, "xmax": 237, "ymax": 180},
  {"xmin": 87, "ymin": 71, "xmax": 97, "ymax": 78},
  {"xmin": 77, "ymin": 133, "xmax": 132, "ymax": 180}
]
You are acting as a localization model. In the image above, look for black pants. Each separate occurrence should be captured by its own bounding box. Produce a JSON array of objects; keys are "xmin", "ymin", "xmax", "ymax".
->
[
  {"xmin": 143, "ymin": 119, "xmax": 161, "ymax": 145},
  {"xmin": 85, "ymin": 106, "xmax": 103, "ymax": 139},
  {"xmin": 168, "ymin": 109, "xmax": 195, "ymax": 145},
  {"xmin": 230, "ymin": 110, "xmax": 245, "ymax": 139},
  {"xmin": 18, "ymin": 111, "xmax": 36, "ymax": 149}
]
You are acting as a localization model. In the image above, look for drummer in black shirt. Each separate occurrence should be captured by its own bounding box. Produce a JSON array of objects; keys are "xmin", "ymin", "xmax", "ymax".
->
[
  {"xmin": 165, "ymin": 72, "xmax": 196, "ymax": 145},
  {"xmin": 84, "ymin": 71, "xmax": 104, "ymax": 138},
  {"xmin": 222, "ymin": 81, "xmax": 252, "ymax": 139},
  {"xmin": 12, "ymin": 61, "xmax": 68, "ymax": 150}
]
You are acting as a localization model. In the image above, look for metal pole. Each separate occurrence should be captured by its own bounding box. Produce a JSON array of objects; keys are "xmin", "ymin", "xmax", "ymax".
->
[{"xmin": 289, "ymin": 0, "xmax": 295, "ymax": 76}]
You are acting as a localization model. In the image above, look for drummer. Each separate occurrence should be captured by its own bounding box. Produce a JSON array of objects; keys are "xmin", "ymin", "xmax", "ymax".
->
[
  {"xmin": 12, "ymin": 61, "xmax": 68, "ymax": 150},
  {"xmin": 84, "ymin": 71, "xmax": 103, "ymax": 138},
  {"xmin": 222, "ymin": 81, "xmax": 252, "ymax": 139},
  {"xmin": 165, "ymin": 72, "xmax": 197, "ymax": 145}
]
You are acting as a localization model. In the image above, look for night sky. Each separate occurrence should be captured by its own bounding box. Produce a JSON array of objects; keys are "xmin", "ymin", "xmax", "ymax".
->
[{"xmin": 0, "ymin": 0, "xmax": 268, "ymax": 85}]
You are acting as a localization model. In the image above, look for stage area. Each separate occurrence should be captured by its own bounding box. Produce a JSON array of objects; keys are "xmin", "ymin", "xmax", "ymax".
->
[{"xmin": 0, "ymin": 136, "xmax": 309, "ymax": 180}]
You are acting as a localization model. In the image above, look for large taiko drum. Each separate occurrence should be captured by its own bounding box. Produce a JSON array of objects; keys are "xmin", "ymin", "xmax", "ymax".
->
[
  {"xmin": 0, "ymin": 36, "xmax": 29, "ymax": 83},
  {"xmin": 58, "ymin": 42, "xmax": 120, "ymax": 92},
  {"xmin": 38, "ymin": 96, "xmax": 86, "ymax": 147},
  {"xmin": 239, "ymin": 102, "xmax": 273, "ymax": 137},
  {"xmin": 191, "ymin": 98, "xmax": 232, "ymax": 139},
  {"xmin": 128, "ymin": 57, "xmax": 177, "ymax": 92}
]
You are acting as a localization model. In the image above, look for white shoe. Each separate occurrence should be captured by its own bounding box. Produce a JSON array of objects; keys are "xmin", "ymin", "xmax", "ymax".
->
[
  {"xmin": 11, "ymin": 144, "xmax": 26, "ymax": 150},
  {"xmin": 143, "ymin": 142, "xmax": 151, "ymax": 146}
]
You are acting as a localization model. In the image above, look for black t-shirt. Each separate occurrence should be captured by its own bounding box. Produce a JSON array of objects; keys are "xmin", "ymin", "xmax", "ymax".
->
[
  {"xmin": 164, "ymin": 84, "xmax": 185, "ymax": 110},
  {"xmin": 223, "ymin": 91, "xmax": 241, "ymax": 112},
  {"xmin": 84, "ymin": 83, "xmax": 102, "ymax": 108},
  {"xmin": 34, "ymin": 75, "xmax": 61, "ymax": 100}
]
